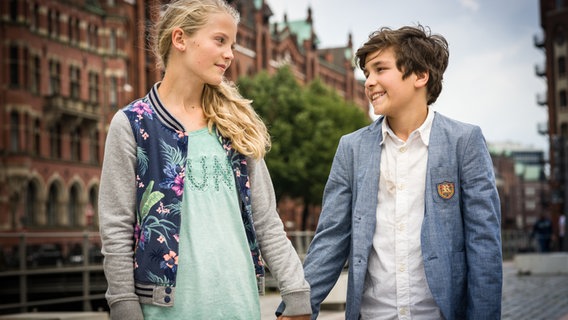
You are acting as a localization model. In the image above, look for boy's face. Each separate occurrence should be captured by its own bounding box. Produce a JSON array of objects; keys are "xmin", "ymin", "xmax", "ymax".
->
[{"xmin": 363, "ymin": 47, "xmax": 424, "ymax": 117}]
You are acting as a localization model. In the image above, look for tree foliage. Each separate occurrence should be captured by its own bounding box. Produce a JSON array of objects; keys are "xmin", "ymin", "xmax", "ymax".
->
[{"xmin": 237, "ymin": 67, "xmax": 370, "ymax": 226}]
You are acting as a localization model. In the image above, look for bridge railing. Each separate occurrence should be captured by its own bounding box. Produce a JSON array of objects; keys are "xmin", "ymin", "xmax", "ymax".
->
[
  {"xmin": 0, "ymin": 231, "xmax": 105, "ymax": 314},
  {"xmin": 0, "ymin": 229, "xmax": 534, "ymax": 313}
]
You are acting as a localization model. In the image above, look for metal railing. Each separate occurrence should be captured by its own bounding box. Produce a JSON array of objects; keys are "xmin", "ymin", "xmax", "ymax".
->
[
  {"xmin": 0, "ymin": 231, "xmax": 105, "ymax": 314},
  {"xmin": 0, "ymin": 229, "xmax": 534, "ymax": 313}
]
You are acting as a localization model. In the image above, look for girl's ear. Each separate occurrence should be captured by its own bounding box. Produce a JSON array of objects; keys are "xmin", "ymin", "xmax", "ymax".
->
[
  {"xmin": 415, "ymin": 71, "xmax": 429, "ymax": 88},
  {"xmin": 172, "ymin": 27, "xmax": 186, "ymax": 51}
]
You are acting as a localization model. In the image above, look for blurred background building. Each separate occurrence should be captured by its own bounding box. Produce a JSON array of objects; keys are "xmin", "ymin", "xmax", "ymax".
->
[
  {"xmin": 0, "ymin": 0, "xmax": 366, "ymax": 237},
  {"xmin": 536, "ymin": 0, "xmax": 568, "ymax": 250}
]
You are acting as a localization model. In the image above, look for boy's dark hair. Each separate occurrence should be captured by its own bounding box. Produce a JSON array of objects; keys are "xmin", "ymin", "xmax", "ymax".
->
[{"xmin": 355, "ymin": 24, "xmax": 449, "ymax": 105}]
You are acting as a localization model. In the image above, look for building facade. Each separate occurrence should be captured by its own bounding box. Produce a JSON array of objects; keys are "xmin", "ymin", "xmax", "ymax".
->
[
  {"xmin": 0, "ymin": 0, "xmax": 367, "ymax": 238},
  {"xmin": 490, "ymin": 143, "xmax": 549, "ymax": 231},
  {"xmin": 537, "ymin": 0, "xmax": 568, "ymax": 246}
]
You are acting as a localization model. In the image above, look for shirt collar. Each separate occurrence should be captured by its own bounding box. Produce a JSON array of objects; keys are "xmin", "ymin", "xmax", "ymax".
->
[{"xmin": 380, "ymin": 107, "xmax": 435, "ymax": 146}]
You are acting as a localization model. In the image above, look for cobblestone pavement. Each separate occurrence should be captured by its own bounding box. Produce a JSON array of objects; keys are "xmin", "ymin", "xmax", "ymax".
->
[
  {"xmin": 501, "ymin": 261, "xmax": 568, "ymax": 320},
  {"xmin": 261, "ymin": 261, "xmax": 568, "ymax": 320}
]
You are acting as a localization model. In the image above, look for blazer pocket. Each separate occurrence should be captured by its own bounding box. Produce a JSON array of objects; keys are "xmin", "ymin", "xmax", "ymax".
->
[{"xmin": 430, "ymin": 167, "xmax": 459, "ymax": 205}]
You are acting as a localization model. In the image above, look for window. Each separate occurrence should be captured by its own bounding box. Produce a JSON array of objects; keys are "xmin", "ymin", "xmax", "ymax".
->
[
  {"xmin": 90, "ymin": 129, "xmax": 99, "ymax": 164},
  {"xmin": 47, "ymin": 184, "xmax": 59, "ymax": 226},
  {"xmin": 109, "ymin": 29, "xmax": 117, "ymax": 54},
  {"xmin": 10, "ymin": 0, "xmax": 18, "ymax": 21},
  {"xmin": 88, "ymin": 25, "xmax": 98, "ymax": 49},
  {"xmin": 75, "ymin": 19, "xmax": 80, "ymax": 43},
  {"xmin": 555, "ymin": 28, "xmax": 565, "ymax": 45},
  {"xmin": 525, "ymin": 200, "xmax": 536, "ymax": 211},
  {"xmin": 89, "ymin": 72, "xmax": 99, "ymax": 103},
  {"xmin": 10, "ymin": 111, "xmax": 19, "ymax": 152},
  {"xmin": 89, "ymin": 187, "xmax": 98, "ymax": 227},
  {"xmin": 31, "ymin": 4, "xmax": 39, "ymax": 29},
  {"xmin": 25, "ymin": 182, "xmax": 38, "ymax": 226},
  {"xmin": 70, "ymin": 127, "xmax": 81, "ymax": 161},
  {"xmin": 68, "ymin": 18, "xmax": 74, "ymax": 44},
  {"xmin": 23, "ymin": 48, "xmax": 29, "ymax": 90},
  {"xmin": 48, "ymin": 9, "xmax": 58, "ymax": 37},
  {"xmin": 31, "ymin": 55, "xmax": 40, "ymax": 94},
  {"xmin": 33, "ymin": 119, "xmax": 41, "ymax": 156},
  {"xmin": 70, "ymin": 65, "xmax": 81, "ymax": 99},
  {"xmin": 93, "ymin": 26, "xmax": 98, "ymax": 48},
  {"xmin": 9, "ymin": 45, "xmax": 19, "ymax": 87},
  {"xmin": 48, "ymin": 60, "xmax": 61, "ymax": 95},
  {"xmin": 68, "ymin": 185, "xmax": 80, "ymax": 227},
  {"xmin": 559, "ymin": 56, "xmax": 566, "ymax": 78},
  {"xmin": 109, "ymin": 76, "xmax": 117, "ymax": 109},
  {"xmin": 50, "ymin": 123, "xmax": 62, "ymax": 158},
  {"xmin": 53, "ymin": 11, "xmax": 60, "ymax": 37},
  {"xmin": 560, "ymin": 90, "xmax": 567, "ymax": 108},
  {"xmin": 525, "ymin": 186, "xmax": 536, "ymax": 196}
]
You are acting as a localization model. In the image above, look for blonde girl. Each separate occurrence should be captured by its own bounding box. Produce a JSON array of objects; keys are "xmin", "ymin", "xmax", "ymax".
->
[{"xmin": 98, "ymin": 0, "xmax": 311, "ymax": 319}]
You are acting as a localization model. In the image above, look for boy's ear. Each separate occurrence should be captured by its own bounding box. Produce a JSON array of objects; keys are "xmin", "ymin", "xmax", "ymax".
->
[{"xmin": 415, "ymin": 71, "xmax": 429, "ymax": 88}]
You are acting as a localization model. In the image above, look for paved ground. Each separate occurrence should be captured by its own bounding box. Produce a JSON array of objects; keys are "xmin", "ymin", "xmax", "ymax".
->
[{"xmin": 260, "ymin": 261, "xmax": 568, "ymax": 320}]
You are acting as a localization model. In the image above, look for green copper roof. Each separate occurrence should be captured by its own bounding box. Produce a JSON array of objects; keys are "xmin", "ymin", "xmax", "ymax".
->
[
  {"xmin": 273, "ymin": 19, "xmax": 320, "ymax": 49},
  {"xmin": 254, "ymin": 0, "xmax": 262, "ymax": 10}
]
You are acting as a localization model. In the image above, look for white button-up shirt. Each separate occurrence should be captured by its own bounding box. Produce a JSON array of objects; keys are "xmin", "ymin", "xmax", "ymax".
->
[{"xmin": 360, "ymin": 108, "xmax": 443, "ymax": 320}]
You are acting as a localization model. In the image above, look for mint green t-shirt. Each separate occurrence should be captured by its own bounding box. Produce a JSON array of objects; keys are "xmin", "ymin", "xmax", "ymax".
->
[{"xmin": 142, "ymin": 127, "xmax": 260, "ymax": 319}]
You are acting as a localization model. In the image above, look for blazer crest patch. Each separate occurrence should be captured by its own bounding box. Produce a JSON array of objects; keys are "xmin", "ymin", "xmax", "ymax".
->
[{"xmin": 437, "ymin": 181, "xmax": 455, "ymax": 199}]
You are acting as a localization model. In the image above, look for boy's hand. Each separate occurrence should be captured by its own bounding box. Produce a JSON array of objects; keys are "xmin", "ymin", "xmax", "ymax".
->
[{"xmin": 277, "ymin": 315, "xmax": 311, "ymax": 320}]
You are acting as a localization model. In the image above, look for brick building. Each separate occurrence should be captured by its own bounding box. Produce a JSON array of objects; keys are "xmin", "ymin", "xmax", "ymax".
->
[
  {"xmin": 490, "ymin": 143, "xmax": 548, "ymax": 231},
  {"xmin": 0, "ymin": 0, "xmax": 367, "ymax": 237},
  {"xmin": 536, "ymin": 0, "xmax": 567, "ymax": 246}
]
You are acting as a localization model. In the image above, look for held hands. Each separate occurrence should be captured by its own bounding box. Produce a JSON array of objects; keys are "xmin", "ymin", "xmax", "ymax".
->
[{"xmin": 277, "ymin": 315, "xmax": 311, "ymax": 320}]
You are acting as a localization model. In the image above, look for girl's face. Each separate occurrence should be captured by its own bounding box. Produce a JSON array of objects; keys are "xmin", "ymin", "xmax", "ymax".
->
[{"xmin": 181, "ymin": 12, "xmax": 237, "ymax": 85}]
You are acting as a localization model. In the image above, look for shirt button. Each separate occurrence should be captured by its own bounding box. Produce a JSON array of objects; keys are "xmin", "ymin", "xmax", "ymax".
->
[
  {"xmin": 399, "ymin": 146, "xmax": 407, "ymax": 153},
  {"xmin": 164, "ymin": 296, "xmax": 171, "ymax": 303},
  {"xmin": 165, "ymin": 287, "xmax": 172, "ymax": 294}
]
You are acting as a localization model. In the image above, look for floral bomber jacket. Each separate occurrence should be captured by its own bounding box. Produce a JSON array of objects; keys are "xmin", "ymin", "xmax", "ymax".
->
[{"xmin": 124, "ymin": 85, "xmax": 264, "ymax": 305}]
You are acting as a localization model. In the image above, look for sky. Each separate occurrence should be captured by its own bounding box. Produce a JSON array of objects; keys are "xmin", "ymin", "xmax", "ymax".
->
[{"xmin": 266, "ymin": 0, "xmax": 548, "ymax": 152}]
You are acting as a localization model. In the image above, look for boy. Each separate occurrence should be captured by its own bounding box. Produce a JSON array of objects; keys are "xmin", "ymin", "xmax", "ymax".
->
[{"xmin": 284, "ymin": 25, "xmax": 502, "ymax": 320}]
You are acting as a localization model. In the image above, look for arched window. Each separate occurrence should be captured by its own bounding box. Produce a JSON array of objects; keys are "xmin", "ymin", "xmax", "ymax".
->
[
  {"xmin": 33, "ymin": 119, "xmax": 41, "ymax": 155},
  {"xmin": 25, "ymin": 181, "xmax": 38, "ymax": 226},
  {"xmin": 89, "ymin": 186, "xmax": 98, "ymax": 227},
  {"xmin": 68, "ymin": 184, "xmax": 80, "ymax": 227},
  {"xmin": 10, "ymin": 111, "xmax": 19, "ymax": 152},
  {"xmin": 47, "ymin": 184, "xmax": 59, "ymax": 226}
]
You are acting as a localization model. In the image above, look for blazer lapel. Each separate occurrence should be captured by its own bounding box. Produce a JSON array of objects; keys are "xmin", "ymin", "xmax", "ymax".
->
[{"xmin": 356, "ymin": 120, "xmax": 383, "ymax": 240}]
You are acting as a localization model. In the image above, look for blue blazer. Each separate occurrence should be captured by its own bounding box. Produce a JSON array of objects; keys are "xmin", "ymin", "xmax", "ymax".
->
[{"xmin": 303, "ymin": 113, "xmax": 503, "ymax": 320}]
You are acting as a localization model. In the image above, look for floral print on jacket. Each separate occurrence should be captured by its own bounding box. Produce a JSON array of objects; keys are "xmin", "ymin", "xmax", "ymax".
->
[{"xmin": 123, "ymin": 84, "xmax": 264, "ymax": 291}]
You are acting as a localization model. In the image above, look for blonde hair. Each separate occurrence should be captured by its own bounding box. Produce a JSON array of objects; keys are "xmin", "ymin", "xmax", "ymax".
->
[{"xmin": 153, "ymin": 0, "xmax": 270, "ymax": 159}]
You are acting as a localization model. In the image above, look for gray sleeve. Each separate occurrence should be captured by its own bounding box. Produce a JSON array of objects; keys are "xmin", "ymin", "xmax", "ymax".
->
[
  {"xmin": 98, "ymin": 111, "xmax": 141, "ymax": 312},
  {"xmin": 249, "ymin": 157, "xmax": 311, "ymax": 316}
]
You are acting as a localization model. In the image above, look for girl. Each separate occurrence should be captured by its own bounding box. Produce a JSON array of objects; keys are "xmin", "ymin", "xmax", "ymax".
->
[{"xmin": 98, "ymin": 0, "xmax": 311, "ymax": 319}]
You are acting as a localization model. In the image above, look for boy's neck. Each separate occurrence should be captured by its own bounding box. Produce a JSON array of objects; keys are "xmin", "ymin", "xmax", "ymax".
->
[{"xmin": 386, "ymin": 106, "xmax": 428, "ymax": 142}]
